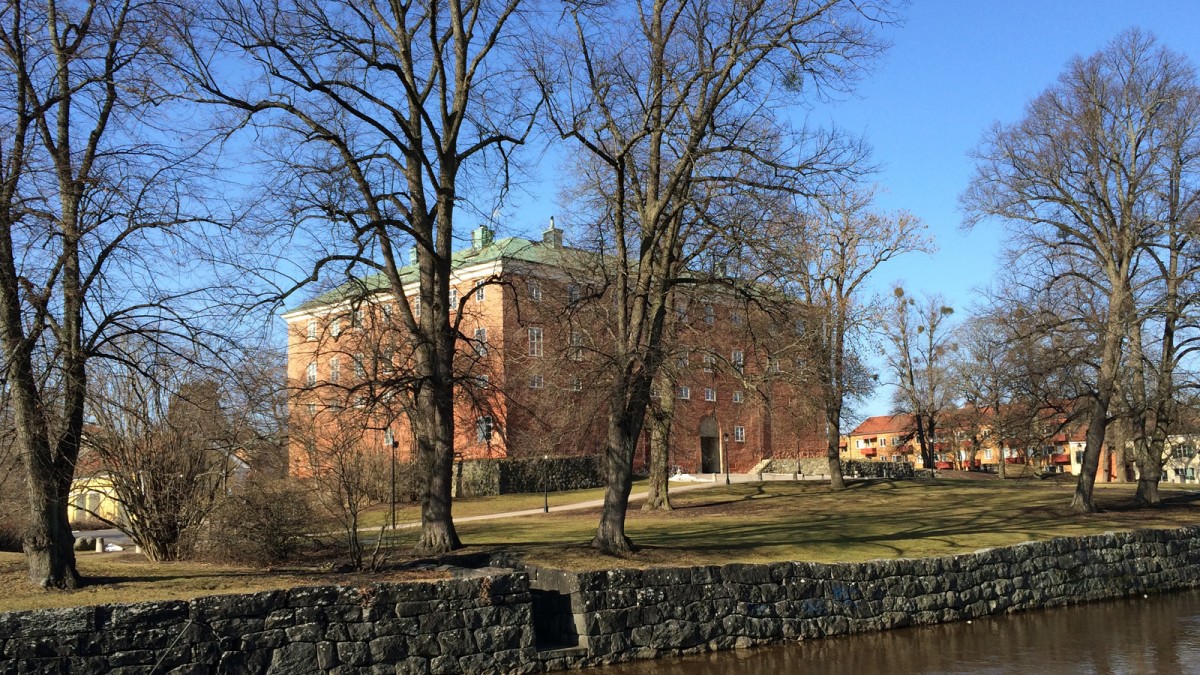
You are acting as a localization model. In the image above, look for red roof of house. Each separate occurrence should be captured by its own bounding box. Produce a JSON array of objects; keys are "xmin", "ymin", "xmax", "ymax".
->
[{"xmin": 850, "ymin": 414, "xmax": 914, "ymax": 436}]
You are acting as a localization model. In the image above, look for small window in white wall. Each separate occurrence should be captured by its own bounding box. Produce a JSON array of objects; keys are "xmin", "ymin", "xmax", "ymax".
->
[{"xmin": 733, "ymin": 426, "xmax": 746, "ymax": 443}]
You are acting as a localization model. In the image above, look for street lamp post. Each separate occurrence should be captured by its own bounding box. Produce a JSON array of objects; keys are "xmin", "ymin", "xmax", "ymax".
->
[
  {"xmin": 543, "ymin": 454, "xmax": 550, "ymax": 513},
  {"xmin": 390, "ymin": 440, "xmax": 399, "ymax": 530},
  {"xmin": 722, "ymin": 432, "xmax": 731, "ymax": 485}
]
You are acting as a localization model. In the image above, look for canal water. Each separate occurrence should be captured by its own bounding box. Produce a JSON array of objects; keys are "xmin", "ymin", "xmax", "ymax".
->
[{"xmin": 602, "ymin": 589, "xmax": 1200, "ymax": 674}]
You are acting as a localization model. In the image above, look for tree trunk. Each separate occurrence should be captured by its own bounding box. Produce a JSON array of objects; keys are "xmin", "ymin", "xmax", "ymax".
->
[
  {"xmin": 593, "ymin": 399, "xmax": 640, "ymax": 555},
  {"xmin": 825, "ymin": 405, "xmax": 845, "ymax": 490},
  {"xmin": 414, "ymin": 375, "xmax": 461, "ymax": 554},
  {"xmin": 1072, "ymin": 402, "xmax": 1110, "ymax": 513},
  {"xmin": 643, "ymin": 394, "xmax": 674, "ymax": 511},
  {"xmin": 23, "ymin": 464, "xmax": 80, "ymax": 589},
  {"xmin": 1134, "ymin": 435, "xmax": 1165, "ymax": 506}
]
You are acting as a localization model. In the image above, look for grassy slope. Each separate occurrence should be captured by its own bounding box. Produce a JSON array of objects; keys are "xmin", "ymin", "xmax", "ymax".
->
[{"xmin": 3, "ymin": 478, "xmax": 1198, "ymax": 612}]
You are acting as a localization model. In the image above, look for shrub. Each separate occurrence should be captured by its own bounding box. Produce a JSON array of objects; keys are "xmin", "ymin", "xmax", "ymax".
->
[{"xmin": 199, "ymin": 478, "xmax": 315, "ymax": 565}]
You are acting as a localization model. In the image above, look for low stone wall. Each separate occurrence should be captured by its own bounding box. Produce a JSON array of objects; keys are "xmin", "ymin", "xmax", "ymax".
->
[
  {"xmin": 0, "ymin": 573, "xmax": 536, "ymax": 675},
  {"xmin": 5, "ymin": 527, "xmax": 1200, "ymax": 673},
  {"xmin": 763, "ymin": 458, "xmax": 916, "ymax": 479},
  {"xmin": 563, "ymin": 527, "xmax": 1200, "ymax": 665},
  {"xmin": 456, "ymin": 455, "xmax": 605, "ymax": 497}
]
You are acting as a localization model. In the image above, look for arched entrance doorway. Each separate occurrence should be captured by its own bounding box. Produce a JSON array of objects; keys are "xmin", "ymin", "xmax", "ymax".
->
[{"xmin": 699, "ymin": 415, "xmax": 720, "ymax": 473}]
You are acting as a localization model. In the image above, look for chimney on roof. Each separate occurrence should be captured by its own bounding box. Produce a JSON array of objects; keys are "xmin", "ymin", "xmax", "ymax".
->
[
  {"xmin": 542, "ymin": 216, "xmax": 563, "ymax": 248},
  {"xmin": 472, "ymin": 225, "xmax": 494, "ymax": 250}
]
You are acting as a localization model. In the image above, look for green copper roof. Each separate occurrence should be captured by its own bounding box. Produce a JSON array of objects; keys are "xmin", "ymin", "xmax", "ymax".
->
[{"xmin": 288, "ymin": 236, "xmax": 567, "ymax": 313}]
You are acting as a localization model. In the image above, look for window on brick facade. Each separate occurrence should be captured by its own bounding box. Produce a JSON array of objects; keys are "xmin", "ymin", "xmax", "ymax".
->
[
  {"xmin": 733, "ymin": 390, "xmax": 744, "ymax": 403},
  {"xmin": 570, "ymin": 332, "xmax": 584, "ymax": 361},
  {"xmin": 731, "ymin": 311, "xmax": 744, "ymax": 326},
  {"xmin": 570, "ymin": 376, "xmax": 583, "ymax": 392},
  {"xmin": 568, "ymin": 284, "xmax": 580, "ymax": 304},
  {"xmin": 704, "ymin": 387, "xmax": 716, "ymax": 402},
  {"xmin": 306, "ymin": 362, "xmax": 317, "ymax": 386},
  {"xmin": 329, "ymin": 357, "xmax": 340, "ymax": 384},
  {"xmin": 676, "ymin": 300, "xmax": 687, "ymax": 321},
  {"xmin": 529, "ymin": 279, "xmax": 542, "ymax": 302},
  {"xmin": 477, "ymin": 416, "xmax": 494, "ymax": 442},
  {"xmin": 330, "ymin": 318, "xmax": 341, "ymax": 338},
  {"xmin": 306, "ymin": 320, "xmax": 316, "ymax": 341},
  {"xmin": 351, "ymin": 309, "xmax": 362, "ymax": 328},
  {"xmin": 732, "ymin": 350, "xmax": 745, "ymax": 373},
  {"xmin": 677, "ymin": 386, "xmax": 690, "ymax": 400},
  {"xmin": 449, "ymin": 287, "xmax": 458, "ymax": 309},
  {"xmin": 529, "ymin": 374, "xmax": 544, "ymax": 389},
  {"xmin": 677, "ymin": 350, "xmax": 689, "ymax": 368},
  {"xmin": 703, "ymin": 353, "xmax": 715, "ymax": 372},
  {"xmin": 474, "ymin": 328, "xmax": 488, "ymax": 356},
  {"xmin": 704, "ymin": 304, "xmax": 715, "ymax": 325},
  {"xmin": 475, "ymin": 283, "xmax": 486, "ymax": 302},
  {"xmin": 733, "ymin": 426, "xmax": 746, "ymax": 443},
  {"xmin": 528, "ymin": 327, "xmax": 543, "ymax": 357},
  {"xmin": 306, "ymin": 403, "xmax": 317, "ymax": 416},
  {"xmin": 354, "ymin": 354, "xmax": 366, "ymax": 378}
]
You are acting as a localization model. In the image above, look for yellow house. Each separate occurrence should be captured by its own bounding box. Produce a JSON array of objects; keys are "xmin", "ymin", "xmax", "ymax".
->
[{"xmin": 68, "ymin": 472, "xmax": 125, "ymax": 526}]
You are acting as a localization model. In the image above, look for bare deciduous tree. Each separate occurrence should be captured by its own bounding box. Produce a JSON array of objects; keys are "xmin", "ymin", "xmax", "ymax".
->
[
  {"xmin": 767, "ymin": 191, "xmax": 929, "ymax": 489},
  {"xmin": 536, "ymin": 0, "xmax": 892, "ymax": 555},
  {"xmin": 963, "ymin": 29, "xmax": 1200, "ymax": 512},
  {"xmin": 181, "ymin": 0, "xmax": 537, "ymax": 553},
  {"xmin": 882, "ymin": 287, "xmax": 955, "ymax": 469},
  {"xmin": 0, "ymin": 0, "xmax": 224, "ymax": 587}
]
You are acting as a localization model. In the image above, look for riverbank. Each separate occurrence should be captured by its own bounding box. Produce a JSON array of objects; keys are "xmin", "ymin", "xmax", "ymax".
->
[
  {"xmin": 7, "ymin": 485, "xmax": 1200, "ymax": 667},
  {"xmin": 6, "ymin": 479, "xmax": 1200, "ymax": 613},
  {"xmin": 4, "ymin": 522, "xmax": 1200, "ymax": 672}
]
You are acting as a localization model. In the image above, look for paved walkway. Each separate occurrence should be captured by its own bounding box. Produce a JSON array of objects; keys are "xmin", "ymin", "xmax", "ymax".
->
[{"xmin": 387, "ymin": 478, "xmax": 722, "ymax": 530}]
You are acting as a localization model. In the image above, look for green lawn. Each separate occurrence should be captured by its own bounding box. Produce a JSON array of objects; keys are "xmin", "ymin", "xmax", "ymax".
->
[
  {"xmin": 4, "ymin": 477, "xmax": 1199, "ymax": 612},
  {"xmin": 356, "ymin": 479, "xmax": 649, "ymax": 528},
  {"xmin": 374, "ymin": 478, "xmax": 1200, "ymax": 570}
]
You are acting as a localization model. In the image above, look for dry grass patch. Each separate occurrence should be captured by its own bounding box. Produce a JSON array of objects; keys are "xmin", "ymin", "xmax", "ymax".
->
[{"xmin": 0, "ymin": 551, "xmax": 447, "ymax": 613}]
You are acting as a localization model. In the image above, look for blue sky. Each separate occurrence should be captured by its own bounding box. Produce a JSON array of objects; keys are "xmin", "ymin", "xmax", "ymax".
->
[
  {"xmin": 502, "ymin": 1, "xmax": 1200, "ymax": 422},
  {"xmin": 815, "ymin": 1, "xmax": 1200, "ymax": 418}
]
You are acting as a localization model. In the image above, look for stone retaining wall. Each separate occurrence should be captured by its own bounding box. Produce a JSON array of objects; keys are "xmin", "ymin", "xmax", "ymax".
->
[
  {"xmin": 4, "ymin": 527, "xmax": 1200, "ymax": 673},
  {"xmin": 0, "ymin": 573, "xmax": 536, "ymax": 675}
]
